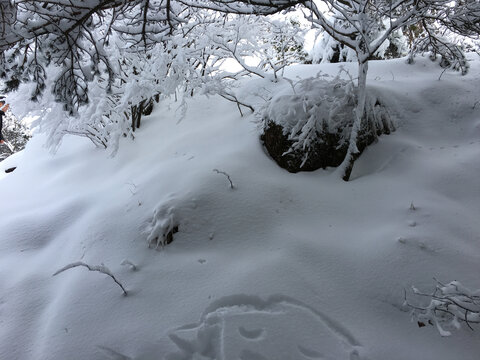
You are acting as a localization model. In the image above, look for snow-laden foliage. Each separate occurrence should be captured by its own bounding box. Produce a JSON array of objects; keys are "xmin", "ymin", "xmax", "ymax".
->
[
  {"xmin": 265, "ymin": 75, "xmax": 357, "ymax": 156},
  {"xmin": 262, "ymin": 18, "xmax": 309, "ymax": 71},
  {"xmin": 310, "ymin": 18, "xmax": 409, "ymax": 64},
  {"xmin": 310, "ymin": 32, "xmax": 357, "ymax": 65},
  {"xmin": 1, "ymin": 0, "xmax": 479, "ymax": 169},
  {"xmin": 2, "ymin": 6, "xmax": 308, "ymax": 155},
  {"xmin": 406, "ymin": 280, "xmax": 480, "ymax": 336},
  {"xmin": 262, "ymin": 73, "xmax": 393, "ymax": 170},
  {"xmin": 0, "ymin": 108, "xmax": 31, "ymax": 161},
  {"xmin": 407, "ymin": 26, "xmax": 470, "ymax": 75}
]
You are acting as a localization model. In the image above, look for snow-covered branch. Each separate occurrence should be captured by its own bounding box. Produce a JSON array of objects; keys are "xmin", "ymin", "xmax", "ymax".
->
[{"xmin": 53, "ymin": 261, "xmax": 128, "ymax": 296}]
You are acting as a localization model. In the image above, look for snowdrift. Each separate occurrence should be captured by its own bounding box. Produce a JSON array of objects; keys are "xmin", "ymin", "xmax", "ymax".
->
[{"xmin": 1, "ymin": 56, "xmax": 480, "ymax": 360}]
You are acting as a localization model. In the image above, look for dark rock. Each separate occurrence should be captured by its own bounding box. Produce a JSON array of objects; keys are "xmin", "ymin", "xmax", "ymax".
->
[{"xmin": 164, "ymin": 225, "xmax": 179, "ymax": 246}]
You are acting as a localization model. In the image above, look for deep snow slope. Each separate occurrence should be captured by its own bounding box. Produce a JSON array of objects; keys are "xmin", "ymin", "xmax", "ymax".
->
[{"xmin": 0, "ymin": 56, "xmax": 479, "ymax": 360}]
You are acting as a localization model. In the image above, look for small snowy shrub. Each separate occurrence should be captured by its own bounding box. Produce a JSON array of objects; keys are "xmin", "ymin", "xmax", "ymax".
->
[
  {"xmin": 405, "ymin": 279, "xmax": 480, "ymax": 336},
  {"xmin": 0, "ymin": 109, "xmax": 31, "ymax": 161},
  {"xmin": 145, "ymin": 201, "xmax": 180, "ymax": 249},
  {"xmin": 261, "ymin": 75, "xmax": 394, "ymax": 172}
]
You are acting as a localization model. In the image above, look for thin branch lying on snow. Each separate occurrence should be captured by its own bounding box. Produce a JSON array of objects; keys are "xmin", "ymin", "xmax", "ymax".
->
[
  {"xmin": 213, "ymin": 169, "xmax": 235, "ymax": 189},
  {"xmin": 53, "ymin": 261, "xmax": 128, "ymax": 296}
]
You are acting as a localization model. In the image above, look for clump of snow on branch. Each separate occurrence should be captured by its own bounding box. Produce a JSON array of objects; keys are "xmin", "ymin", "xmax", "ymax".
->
[
  {"xmin": 405, "ymin": 279, "xmax": 480, "ymax": 336},
  {"xmin": 0, "ymin": 107, "xmax": 31, "ymax": 160}
]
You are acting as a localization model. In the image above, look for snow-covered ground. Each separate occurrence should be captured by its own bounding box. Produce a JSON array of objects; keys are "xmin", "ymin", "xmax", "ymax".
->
[{"xmin": 1, "ymin": 56, "xmax": 479, "ymax": 360}]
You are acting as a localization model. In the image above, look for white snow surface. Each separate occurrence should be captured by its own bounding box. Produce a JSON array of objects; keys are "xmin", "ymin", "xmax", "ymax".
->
[{"xmin": 1, "ymin": 56, "xmax": 480, "ymax": 359}]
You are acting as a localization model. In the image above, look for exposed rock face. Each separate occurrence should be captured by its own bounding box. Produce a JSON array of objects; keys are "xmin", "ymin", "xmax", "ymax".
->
[{"xmin": 260, "ymin": 78, "xmax": 394, "ymax": 173}]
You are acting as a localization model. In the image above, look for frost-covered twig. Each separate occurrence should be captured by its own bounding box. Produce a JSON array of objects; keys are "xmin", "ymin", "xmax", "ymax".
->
[
  {"xmin": 53, "ymin": 261, "xmax": 128, "ymax": 296},
  {"xmin": 213, "ymin": 169, "xmax": 235, "ymax": 189},
  {"xmin": 337, "ymin": 66, "xmax": 354, "ymax": 83},
  {"xmin": 218, "ymin": 92, "xmax": 254, "ymax": 117},
  {"xmin": 404, "ymin": 279, "xmax": 480, "ymax": 336}
]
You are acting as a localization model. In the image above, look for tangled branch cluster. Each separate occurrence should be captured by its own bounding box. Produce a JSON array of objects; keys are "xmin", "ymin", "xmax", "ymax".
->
[{"xmin": 405, "ymin": 279, "xmax": 480, "ymax": 336}]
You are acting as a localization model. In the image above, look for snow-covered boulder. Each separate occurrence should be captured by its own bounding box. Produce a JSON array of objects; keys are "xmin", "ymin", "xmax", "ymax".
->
[{"xmin": 261, "ymin": 77, "xmax": 394, "ymax": 172}]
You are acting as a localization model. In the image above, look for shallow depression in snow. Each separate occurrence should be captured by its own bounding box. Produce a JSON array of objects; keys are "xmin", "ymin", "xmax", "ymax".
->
[{"xmin": 166, "ymin": 295, "xmax": 362, "ymax": 360}]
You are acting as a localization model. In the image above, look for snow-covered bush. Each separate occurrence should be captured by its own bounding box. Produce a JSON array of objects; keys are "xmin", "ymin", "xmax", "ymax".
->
[
  {"xmin": 405, "ymin": 279, "xmax": 480, "ymax": 336},
  {"xmin": 261, "ymin": 75, "xmax": 394, "ymax": 172},
  {"xmin": 145, "ymin": 197, "xmax": 182, "ymax": 249},
  {"xmin": 310, "ymin": 32, "xmax": 357, "ymax": 64},
  {"xmin": 0, "ymin": 107, "xmax": 31, "ymax": 161}
]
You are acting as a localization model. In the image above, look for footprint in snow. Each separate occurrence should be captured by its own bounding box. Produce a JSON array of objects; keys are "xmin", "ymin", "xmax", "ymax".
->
[
  {"xmin": 166, "ymin": 294, "xmax": 363, "ymax": 360},
  {"xmin": 238, "ymin": 326, "xmax": 265, "ymax": 340}
]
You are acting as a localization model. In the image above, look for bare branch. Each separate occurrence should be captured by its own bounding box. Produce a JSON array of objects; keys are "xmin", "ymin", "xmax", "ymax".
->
[{"xmin": 213, "ymin": 168, "xmax": 235, "ymax": 189}]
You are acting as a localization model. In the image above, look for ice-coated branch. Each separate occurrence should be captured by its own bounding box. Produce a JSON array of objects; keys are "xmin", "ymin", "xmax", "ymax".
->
[{"xmin": 53, "ymin": 261, "xmax": 128, "ymax": 296}]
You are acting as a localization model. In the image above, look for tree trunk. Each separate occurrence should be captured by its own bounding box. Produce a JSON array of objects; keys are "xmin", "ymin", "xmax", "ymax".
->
[
  {"xmin": 137, "ymin": 100, "xmax": 145, "ymax": 129},
  {"xmin": 131, "ymin": 105, "xmax": 137, "ymax": 132},
  {"xmin": 339, "ymin": 60, "xmax": 368, "ymax": 181}
]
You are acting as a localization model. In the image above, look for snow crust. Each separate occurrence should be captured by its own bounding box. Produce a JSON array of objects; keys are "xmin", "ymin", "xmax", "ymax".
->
[{"xmin": 1, "ymin": 56, "xmax": 480, "ymax": 359}]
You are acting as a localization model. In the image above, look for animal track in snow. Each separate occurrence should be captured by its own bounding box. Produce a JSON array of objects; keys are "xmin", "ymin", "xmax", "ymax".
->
[
  {"xmin": 238, "ymin": 326, "xmax": 265, "ymax": 340},
  {"xmin": 297, "ymin": 345, "xmax": 326, "ymax": 359},
  {"xmin": 166, "ymin": 294, "xmax": 363, "ymax": 360}
]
